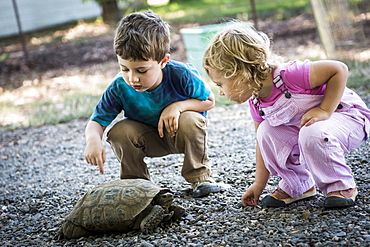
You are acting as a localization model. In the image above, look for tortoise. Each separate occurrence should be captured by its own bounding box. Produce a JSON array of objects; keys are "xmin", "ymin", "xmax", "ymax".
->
[{"xmin": 59, "ymin": 179, "xmax": 185, "ymax": 239}]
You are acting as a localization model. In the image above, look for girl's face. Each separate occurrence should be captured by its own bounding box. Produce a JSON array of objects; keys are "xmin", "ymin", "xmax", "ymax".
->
[
  {"xmin": 208, "ymin": 68, "xmax": 251, "ymax": 103},
  {"xmin": 117, "ymin": 55, "xmax": 169, "ymax": 92}
]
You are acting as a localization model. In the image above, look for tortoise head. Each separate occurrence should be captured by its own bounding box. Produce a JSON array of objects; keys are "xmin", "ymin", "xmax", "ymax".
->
[{"xmin": 153, "ymin": 191, "xmax": 174, "ymax": 209}]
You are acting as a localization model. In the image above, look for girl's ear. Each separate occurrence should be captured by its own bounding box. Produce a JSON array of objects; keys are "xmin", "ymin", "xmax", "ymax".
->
[{"xmin": 159, "ymin": 54, "xmax": 170, "ymax": 69}]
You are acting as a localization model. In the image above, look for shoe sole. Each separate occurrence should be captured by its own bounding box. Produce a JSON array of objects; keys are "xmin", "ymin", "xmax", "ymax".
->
[
  {"xmin": 323, "ymin": 188, "xmax": 358, "ymax": 208},
  {"xmin": 262, "ymin": 189, "xmax": 317, "ymax": 207}
]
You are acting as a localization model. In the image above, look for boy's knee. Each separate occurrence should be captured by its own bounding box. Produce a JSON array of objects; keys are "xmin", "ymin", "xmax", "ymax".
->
[
  {"xmin": 107, "ymin": 120, "xmax": 136, "ymax": 142},
  {"xmin": 178, "ymin": 111, "xmax": 207, "ymax": 131}
]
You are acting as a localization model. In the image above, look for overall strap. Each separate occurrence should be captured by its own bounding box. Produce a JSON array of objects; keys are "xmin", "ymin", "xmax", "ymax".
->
[
  {"xmin": 252, "ymin": 68, "xmax": 292, "ymax": 116},
  {"xmin": 273, "ymin": 68, "xmax": 291, "ymax": 99}
]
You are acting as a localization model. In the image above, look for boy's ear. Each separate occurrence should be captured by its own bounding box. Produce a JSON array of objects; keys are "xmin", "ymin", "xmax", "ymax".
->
[{"xmin": 159, "ymin": 54, "xmax": 170, "ymax": 69}]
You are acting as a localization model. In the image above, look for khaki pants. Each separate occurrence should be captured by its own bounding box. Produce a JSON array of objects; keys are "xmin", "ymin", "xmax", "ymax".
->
[{"xmin": 106, "ymin": 111, "xmax": 211, "ymax": 183}]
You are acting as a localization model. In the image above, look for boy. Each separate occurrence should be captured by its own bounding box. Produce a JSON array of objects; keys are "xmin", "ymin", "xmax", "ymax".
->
[{"xmin": 83, "ymin": 10, "xmax": 221, "ymax": 198}]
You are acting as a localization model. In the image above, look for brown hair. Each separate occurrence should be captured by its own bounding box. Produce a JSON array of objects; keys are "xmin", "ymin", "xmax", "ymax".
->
[{"xmin": 114, "ymin": 10, "xmax": 170, "ymax": 62}]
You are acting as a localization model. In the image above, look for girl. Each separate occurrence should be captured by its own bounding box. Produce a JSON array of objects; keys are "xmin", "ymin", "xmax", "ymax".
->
[{"xmin": 203, "ymin": 23, "xmax": 370, "ymax": 208}]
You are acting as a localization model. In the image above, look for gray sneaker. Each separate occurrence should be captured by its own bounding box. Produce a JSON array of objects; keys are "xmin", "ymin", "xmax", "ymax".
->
[{"xmin": 191, "ymin": 178, "xmax": 222, "ymax": 198}]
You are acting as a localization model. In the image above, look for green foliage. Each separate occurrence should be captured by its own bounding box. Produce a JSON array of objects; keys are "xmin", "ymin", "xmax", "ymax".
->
[
  {"xmin": 148, "ymin": 0, "xmax": 311, "ymax": 24},
  {"xmin": 0, "ymin": 53, "xmax": 10, "ymax": 61}
]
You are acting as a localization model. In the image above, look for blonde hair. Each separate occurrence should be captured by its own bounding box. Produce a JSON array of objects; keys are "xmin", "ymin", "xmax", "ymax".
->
[
  {"xmin": 203, "ymin": 22, "xmax": 282, "ymax": 98},
  {"xmin": 114, "ymin": 10, "xmax": 170, "ymax": 62}
]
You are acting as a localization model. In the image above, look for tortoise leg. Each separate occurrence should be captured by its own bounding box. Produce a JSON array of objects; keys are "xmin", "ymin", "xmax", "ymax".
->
[
  {"xmin": 61, "ymin": 221, "xmax": 91, "ymax": 239},
  {"xmin": 169, "ymin": 205, "xmax": 186, "ymax": 220},
  {"xmin": 140, "ymin": 205, "xmax": 165, "ymax": 233},
  {"xmin": 162, "ymin": 211, "xmax": 174, "ymax": 222}
]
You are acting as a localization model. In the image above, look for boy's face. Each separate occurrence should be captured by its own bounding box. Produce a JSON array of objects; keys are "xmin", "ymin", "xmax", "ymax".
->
[
  {"xmin": 208, "ymin": 68, "xmax": 251, "ymax": 103},
  {"xmin": 117, "ymin": 55, "xmax": 169, "ymax": 92}
]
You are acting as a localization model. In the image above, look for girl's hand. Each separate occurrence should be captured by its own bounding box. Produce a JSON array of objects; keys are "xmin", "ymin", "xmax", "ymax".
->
[
  {"xmin": 84, "ymin": 140, "xmax": 106, "ymax": 174},
  {"xmin": 158, "ymin": 103, "xmax": 181, "ymax": 138},
  {"xmin": 300, "ymin": 106, "xmax": 332, "ymax": 128},
  {"xmin": 241, "ymin": 182, "xmax": 265, "ymax": 207}
]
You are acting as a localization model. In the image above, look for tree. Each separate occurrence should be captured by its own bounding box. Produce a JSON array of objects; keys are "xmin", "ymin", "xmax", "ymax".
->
[
  {"xmin": 87, "ymin": 0, "xmax": 148, "ymax": 25},
  {"xmin": 84, "ymin": 0, "xmax": 121, "ymax": 24}
]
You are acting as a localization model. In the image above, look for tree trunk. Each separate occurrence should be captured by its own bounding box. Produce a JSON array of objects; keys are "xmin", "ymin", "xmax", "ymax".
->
[
  {"xmin": 101, "ymin": 0, "xmax": 121, "ymax": 25},
  {"xmin": 250, "ymin": 0, "xmax": 258, "ymax": 30}
]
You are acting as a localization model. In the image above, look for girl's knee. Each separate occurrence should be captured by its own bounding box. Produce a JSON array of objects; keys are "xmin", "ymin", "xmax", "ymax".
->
[
  {"xmin": 299, "ymin": 125, "xmax": 328, "ymax": 149},
  {"xmin": 256, "ymin": 121, "xmax": 275, "ymax": 143}
]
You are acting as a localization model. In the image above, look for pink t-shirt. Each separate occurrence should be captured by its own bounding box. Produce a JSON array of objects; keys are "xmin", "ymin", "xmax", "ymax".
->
[{"xmin": 248, "ymin": 60, "xmax": 327, "ymax": 122}]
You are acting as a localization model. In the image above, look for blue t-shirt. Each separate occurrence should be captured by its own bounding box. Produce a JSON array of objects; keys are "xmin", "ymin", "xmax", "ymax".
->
[{"xmin": 91, "ymin": 60, "xmax": 211, "ymax": 127}]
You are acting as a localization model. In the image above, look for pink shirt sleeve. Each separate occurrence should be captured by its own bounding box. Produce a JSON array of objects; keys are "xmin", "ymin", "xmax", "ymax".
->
[{"xmin": 281, "ymin": 60, "xmax": 326, "ymax": 94}]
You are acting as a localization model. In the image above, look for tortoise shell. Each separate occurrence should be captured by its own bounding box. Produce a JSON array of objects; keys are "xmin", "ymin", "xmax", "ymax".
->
[{"xmin": 61, "ymin": 179, "xmax": 164, "ymax": 238}]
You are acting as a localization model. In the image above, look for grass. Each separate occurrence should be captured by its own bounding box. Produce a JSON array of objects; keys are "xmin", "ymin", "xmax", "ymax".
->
[
  {"xmin": 28, "ymin": 93, "xmax": 101, "ymax": 127},
  {"xmin": 347, "ymin": 61, "xmax": 370, "ymax": 92},
  {"xmin": 0, "ymin": 85, "xmax": 105, "ymax": 131},
  {"xmin": 150, "ymin": 0, "xmax": 312, "ymax": 25},
  {"xmin": 0, "ymin": 59, "xmax": 117, "ymax": 131}
]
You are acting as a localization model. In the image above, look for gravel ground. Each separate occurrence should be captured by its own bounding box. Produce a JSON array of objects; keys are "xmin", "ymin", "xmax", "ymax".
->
[{"xmin": 1, "ymin": 98, "xmax": 370, "ymax": 246}]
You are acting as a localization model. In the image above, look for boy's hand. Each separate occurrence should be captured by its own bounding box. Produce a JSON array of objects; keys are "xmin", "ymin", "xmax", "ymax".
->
[
  {"xmin": 300, "ymin": 106, "xmax": 331, "ymax": 128},
  {"xmin": 158, "ymin": 103, "xmax": 181, "ymax": 138},
  {"xmin": 84, "ymin": 140, "xmax": 106, "ymax": 174},
  {"xmin": 241, "ymin": 183, "xmax": 264, "ymax": 207}
]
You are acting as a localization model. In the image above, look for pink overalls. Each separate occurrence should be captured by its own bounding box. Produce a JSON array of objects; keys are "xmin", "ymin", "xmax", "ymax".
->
[{"xmin": 250, "ymin": 61, "xmax": 370, "ymax": 198}]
